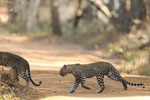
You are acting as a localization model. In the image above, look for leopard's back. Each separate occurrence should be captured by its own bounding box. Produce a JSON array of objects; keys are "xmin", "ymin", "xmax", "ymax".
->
[
  {"xmin": 0, "ymin": 52, "xmax": 29, "ymax": 68},
  {"xmin": 70, "ymin": 62, "xmax": 118, "ymax": 78}
]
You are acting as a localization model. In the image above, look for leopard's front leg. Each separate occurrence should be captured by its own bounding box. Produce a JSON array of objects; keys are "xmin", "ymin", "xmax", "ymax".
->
[{"xmin": 67, "ymin": 79, "xmax": 80, "ymax": 93}]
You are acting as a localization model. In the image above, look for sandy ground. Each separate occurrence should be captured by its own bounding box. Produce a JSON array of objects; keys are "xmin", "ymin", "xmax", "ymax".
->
[
  {"xmin": 0, "ymin": 34, "xmax": 150, "ymax": 100},
  {"xmin": 41, "ymin": 96, "xmax": 150, "ymax": 100}
]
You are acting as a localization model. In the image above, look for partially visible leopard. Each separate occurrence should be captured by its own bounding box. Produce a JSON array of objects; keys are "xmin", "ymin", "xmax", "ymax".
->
[
  {"xmin": 59, "ymin": 62, "xmax": 145, "ymax": 93},
  {"xmin": 0, "ymin": 51, "xmax": 42, "ymax": 87}
]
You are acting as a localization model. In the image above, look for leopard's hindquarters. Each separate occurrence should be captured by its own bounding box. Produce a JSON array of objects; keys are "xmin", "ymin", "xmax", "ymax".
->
[{"xmin": 106, "ymin": 66, "xmax": 145, "ymax": 90}]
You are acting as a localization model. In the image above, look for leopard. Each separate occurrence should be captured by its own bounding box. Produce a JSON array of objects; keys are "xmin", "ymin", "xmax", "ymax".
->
[
  {"xmin": 0, "ymin": 51, "xmax": 42, "ymax": 87},
  {"xmin": 59, "ymin": 61, "xmax": 145, "ymax": 93}
]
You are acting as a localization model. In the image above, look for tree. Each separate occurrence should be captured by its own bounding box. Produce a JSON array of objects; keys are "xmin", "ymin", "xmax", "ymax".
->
[
  {"xmin": 143, "ymin": 0, "xmax": 150, "ymax": 23},
  {"xmin": 50, "ymin": 0, "xmax": 62, "ymax": 36},
  {"xmin": 15, "ymin": 0, "xmax": 26, "ymax": 24},
  {"xmin": 26, "ymin": 0, "xmax": 41, "ymax": 32}
]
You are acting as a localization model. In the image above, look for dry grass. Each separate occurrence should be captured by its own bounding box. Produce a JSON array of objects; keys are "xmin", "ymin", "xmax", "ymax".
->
[
  {"xmin": 136, "ymin": 63, "xmax": 150, "ymax": 76},
  {"xmin": 0, "ymin": 72, "xmax": 21, "ymax": 100},
  {"xmin": 119, "ymin": 51, "xmax": 150, "ymax": 76}
]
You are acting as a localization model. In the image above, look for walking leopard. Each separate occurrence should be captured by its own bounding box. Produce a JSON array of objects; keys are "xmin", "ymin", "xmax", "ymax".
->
[
  {"xmin": 0, "ymin": 51, "xmax": 42, "ymax": 87},
  {"xmin": 59, "ymin": 62, "xmax": 145, "ymax": 93}
]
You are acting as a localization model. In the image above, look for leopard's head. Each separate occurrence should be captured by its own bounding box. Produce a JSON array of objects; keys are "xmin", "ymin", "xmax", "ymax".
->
[
  {"xmin": 59, "ymin": 63, "xmax": 80, "ymax": 77},
  {"xmin": 59, "ymin": 64, "xmax": 68, "ymax": 77}
]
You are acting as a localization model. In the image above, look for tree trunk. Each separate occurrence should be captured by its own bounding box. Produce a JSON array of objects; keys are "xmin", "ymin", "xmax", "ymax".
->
[
  {"xmin": 74, "ymin": 0, "xmax": 82, "ymax": 28},
  {"xmin": 110, "ymin": 0, "xmax": 132, "ymax": 33},
  {"xmin": 143, "ymin": 0, "xmax": 150, "ymax": 22},
  {"xmin": 15, "ymin": 0, "xmax": 26, "ymax": 24},
  {"xmin": 131, "ymin": 0, "xmax": 146, "ymax": 21},
  {"xmin": 50, "ymin": 0, "xmax": 62, "ymax": 36},
  {"xmin": 26, "ymin": 0, "xmax": 41, "ymax": 32}
]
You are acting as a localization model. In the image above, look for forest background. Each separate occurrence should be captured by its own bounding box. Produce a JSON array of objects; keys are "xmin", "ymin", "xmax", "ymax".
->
[{"xmin": 0, "ymin": 0, "xmax": 150, "ymax": 75}]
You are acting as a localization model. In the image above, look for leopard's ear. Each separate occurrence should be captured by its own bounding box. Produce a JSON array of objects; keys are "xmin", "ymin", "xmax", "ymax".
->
[
  {"xmin": 63, "ymin": 64, "xmax": 67, "ymax": 69},
  {"xmin": 75, "ymin": 63, "xmax": 80, "ymax": 65}
]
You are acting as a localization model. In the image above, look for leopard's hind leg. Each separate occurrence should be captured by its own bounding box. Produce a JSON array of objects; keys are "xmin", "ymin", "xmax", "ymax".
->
[
  {"xmin": 12, "ymin": 69, "xmax": 19, "ymax": 82},
  {"xmin": 106, "ymin": 70, "xmax": 127, "ymax": 90},
  {"xmin": 19, "ymin": 69, "xmax": 29, "ymax": 88},
  {"xmin": 96, "ymin": 74, "xmax": 105, "ymax": 93}
]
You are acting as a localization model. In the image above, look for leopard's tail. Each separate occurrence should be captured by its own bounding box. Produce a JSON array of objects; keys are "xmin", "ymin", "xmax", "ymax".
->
[
  {"xmin": 27, "ymin": 64, "xmax": 42, "ymax": 86},
  {"xmin": 124, "ymin": 80, "xmax": 145, "ymax": 88}
]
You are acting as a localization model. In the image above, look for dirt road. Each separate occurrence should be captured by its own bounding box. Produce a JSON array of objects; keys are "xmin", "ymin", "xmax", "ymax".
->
[{"xmin": 0, "ymin": 34, "xmax": 150, "ymax": 100}]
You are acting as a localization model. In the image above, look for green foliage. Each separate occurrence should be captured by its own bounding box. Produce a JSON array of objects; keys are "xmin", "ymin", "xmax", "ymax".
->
[
  {"xmin": 126, "ymin": 52, "xmax": 131, "ymax": 57},
  {"xmin": 108, "ymin": 48, "xmax": 112, "ymax": 52},
  {"xmin": 108, "ymin": 47, "xmax": 132, "ymax": 59},
  {"xmin": 109, "ymin": 48, "xmax": 124, "ymax": 53}
]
